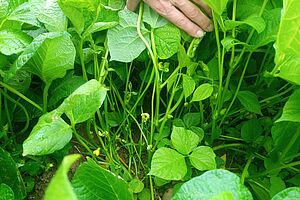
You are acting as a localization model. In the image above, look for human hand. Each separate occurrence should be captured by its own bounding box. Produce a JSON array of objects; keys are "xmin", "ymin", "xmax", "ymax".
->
[{"xmin": 126, "ymin": 0, "xmax": 213, "ymax": 38}]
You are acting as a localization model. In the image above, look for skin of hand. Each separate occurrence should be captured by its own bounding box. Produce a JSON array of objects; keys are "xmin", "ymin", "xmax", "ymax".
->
[{"xmin": 126, "ymin": 0, "xmax": 213, "ymax": 38}]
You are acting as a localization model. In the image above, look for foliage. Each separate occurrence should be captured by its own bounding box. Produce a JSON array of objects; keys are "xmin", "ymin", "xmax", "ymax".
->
[{"xmin": 0, "ymin": 0, "xmax": 300, "ymax": 199}]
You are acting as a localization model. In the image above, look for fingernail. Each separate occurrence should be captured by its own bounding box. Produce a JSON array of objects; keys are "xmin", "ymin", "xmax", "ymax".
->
[
  {"xmin": 207, "ymin": 23, "xmax": 214, "ymax": 32},
  {"xmin": 196, "ymin": 30, "xmax": 205, "ymax": 38}
]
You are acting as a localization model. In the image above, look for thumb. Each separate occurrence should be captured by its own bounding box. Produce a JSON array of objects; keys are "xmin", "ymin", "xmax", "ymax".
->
[{"xmin": 126, "ymin": 0, "xmax": 140, "ymax": 11}]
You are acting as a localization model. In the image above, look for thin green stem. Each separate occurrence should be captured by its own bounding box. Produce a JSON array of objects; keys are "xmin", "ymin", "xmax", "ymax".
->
[
  {"xmin": 43, "ymin": 83, "xmax": 51, "ymax": 113},
  {"xmin": 79, "ymin": 39, "xmax": 88, "ymax": 81},
  {"xmin": 0, "ymin": 81, "xmax": 43, "ymax": 111}
]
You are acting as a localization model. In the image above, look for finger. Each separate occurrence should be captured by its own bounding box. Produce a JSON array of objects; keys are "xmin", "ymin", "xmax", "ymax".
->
[
  {"xmin": 171, "ymin": 0, "xmax": 213, "ymax": 32},
  {"xmin": 126, "ymin": 0, "xmax": 140, "ymax": 11},
  {"xmin": 193, "ymin": 0, "xmax": 212, "ymax": 17},
  {"xmin": 145, "ymin": 0, "xmax": 204, "ymax": 37}
]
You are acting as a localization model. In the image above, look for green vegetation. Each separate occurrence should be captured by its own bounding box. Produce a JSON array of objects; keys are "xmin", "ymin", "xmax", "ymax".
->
[{"xmin": 0, "ymin": 0, "xmax": 300, "ymax": 199}]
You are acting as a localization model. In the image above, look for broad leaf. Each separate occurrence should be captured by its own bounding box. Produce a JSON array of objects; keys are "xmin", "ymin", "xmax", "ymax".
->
[
  {"xmin": 237, "ymin": 91, "xmax": 261, "ymax": 114},
  {"xmin": 182, "ymin": 75, "xmax": 196, "ymax": 99},
  {"xmin": 0, "ymin": 148, "xmax": 26, "ymax": 200},
  {"xmin": 272, "ymin": 187, "xmax": 300, "ymax": 200},
  {"xmin": 277, "ymin": 89, "xmax": 300, "ymax": 123},
  {"xmin": 23, "ymin": 110, "xmax": 73, "ymax": 156},
  {"xmin": 172, "ymin": 169, "xmax": 253, "ymax": 200},
  {"xmin": 171, "ymin": 126, "xmax": 200, "ymax": 155},
  {"xmin": 271, "ymin": 122, "xmax": 300, "ymax": 161},
  {"xmin": 72, "ymin": 159, "xmax": 132, "ymax": 200},
  {"xmin": 154, "ymin": 23, "xmax": 181, "ymax": 59},
  {"xmin": 270, "ymin": 176, "xmax": 286, "ymax": 198},
  {"xmin": 241, "ymin": 118, "xmax": 263, "ymax": 142},
  {"xmin": 57, "ymin": 0, "xmax": 99, "ymax": 34},
  {"xmin": 274, "ymin": 0, "xmax": 300, "ymax": 85},
  {"xmin": 225, "ymin": 14, "xmax": 266, "ymax": 33},
  {"xmin": 5, "ymin": 32, "xmax": 76, "ymax": 84},
  {"xmin": 143, "ymin": 4, "xmax": 168, "ymax": 28},
  {"xmin": 191, "ymin": 83, "xmax": 214, "ymax": 102},
  {"xmin": 0, "ymin": 184, "xmax": 14, "ymax": 200},
  {"xmin": 58, "ymin": 79, "xmax": 107, "ymax": 124},
  {"xmin": 108, "ymin": 9, "xmax": 149, "ymax": 62},
  {"xmin": 0, "ymin": 30, "xmax": 32, "ymax": 55},
  {"xmin": 44, "ymin": 154, "xmax": 80, "ymax": 200},
  {"xmin": 203, "ymin": 0, "xmax": 228, "ymax": 15},
  {"xmin": 189, "ymin": 146, "xmax": 216, "ymax": 171},
  {"xmin": 149, "ymin": 147, "xmax": 187, "ymax": 180},
  {"xmin": 7, "ymin": 2, "xmax": 40, "ymax": 26},
  {"xmin": 30, "ymin": 0, "xmax": 67, "ymax": 32}
]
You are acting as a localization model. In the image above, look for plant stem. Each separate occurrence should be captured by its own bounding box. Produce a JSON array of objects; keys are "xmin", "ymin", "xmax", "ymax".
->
[
  {"xmin": 43, "ymin": 83, "xmax": 51, "ymax": 113},
  {"xmin": 0, "ymin": 81, "xmax": 43, "ymax": 111},
  {"xmin": 79, "ymin": 38, "xmax": 88, "ymax": 81}
]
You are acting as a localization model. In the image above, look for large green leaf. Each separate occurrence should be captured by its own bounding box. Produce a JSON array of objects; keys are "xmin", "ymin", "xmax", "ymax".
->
[
  {"xmin": 191, "ymin": 83, "xmax": 214, "ymax": 102},
  {"xmin": 277, "ymin": 89, "xmax": 300, "ymax": 123},
  {"xmin": 154, "ymin": 23, "xmax": 181, "ymax": 59},
  {"xmin": 189, "ymin": 146, "xmax": 216, "ymax": 171},
  {"xmin": 107, "ymin": 9, "xmax": 149, "ymax": 62},
  {"xmin": 143, "ymin": 4, "xmax": 168, "ymax": 28},
  {"xmin": 149, "ymin": 147, "xmax": 187, "ymax": 180},
  {"xmin": 171, "ymin": 126, "xmax": 200, "ymax": 155},
  {"xmin": 172, "ymin": 169, "xmax": 253, "ymax": 200},
  {"xmin": 7, "ymin": 2, "xmax": 40, "ymax": 26},
  {"xmin": 225, "ymin": 14, "xmax": 266, "ymax": 33},
  {"xmin": 0, "ymin": 30, "xmax": 32, "ymax": 55},
  {"xmin": 5, "ymin": 32, "xmax": 75, "ymax": 84},
  {"xmin": 272, "ymin": 187, "xmax": 300, "ymax": 200},
  {"xmin": 30, "ymin": 0, "xmax": 67, "ymax": 32},
  {"xmin": 44, "ymin": 154, "xmax": 80, "ymax": 200},
  {"xmin": 182, "ymin": 75, "xmax": 196, "ymax": 99},
  {"xmin": 237, "ymin": 91, "xmax": 262, "ymax": 114},
  {"xmin": 241, "ymin": 118, "xmax": 263, "ymax": 142},
  {"xmin": 23, "ymin": 110, "xmax": 73, "ymax": 156},
  {"xmin": 271, "ymin": 122, "xmax": 300, "ymax": 161},
  {"xmin": 58, "ymin": 79, "xmax": 107, "ymax": 124},
  {"xmin": 0, "ymin": 148, "xmax": 26, "ymax": 200},
  {"xmin": 203, "ymin": 0, "xmax": 228, "ymax": 15},
  {"xmin": 274, "ymin": 0, "xmax": 300, "ymax": 85},
  {"xmin": 57, "ymin": 0, "xmax": 99, "ymax": 34},
  {"xmin": 72, "ymin": 159, "xmax": 132, "ymax": 200},
  {"xmin": 0, "ymin": 184, "xmax": 14, "ymax": 200}
]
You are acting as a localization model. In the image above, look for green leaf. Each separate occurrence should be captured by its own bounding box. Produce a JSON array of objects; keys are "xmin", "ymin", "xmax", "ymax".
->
[
  {"xmin": 237, "ymin": 91, "xmax": 261, "ymax": 114},
  {"xmin": 57, "ymin": 0, "xmax": 99, "ymax": 34},
  {"xmin": 0, "ymin": 30, "xmax": 32, "ymax": 55},
  {"xmin": 44, "ymin": 154, "xmax": 80, "ymax": 200},
  {"xmin": 270, "ymin": 177, "xmax": 286, "ymax": 198},
  {"xmin": 203, "ymin": 0, "xmax": 228, "ymax": 15},
  {"xmin": 23, "ymin": 110, "xmax": 73, "ymax": 156},
  {"xmin": 149, "ymin": 147, "xmax": 187, "ymax": 180},
  {"xmin": 271, "ymin": 122, "xmax": 300, "ymax": 161},
  {"xmin": 277, "ymin": 89, "xmax": 300, "ymax": 123},
  {"xmin": 183, "ymin": 113, "xmax": 201, "ymax": 127},
  {"xmin": 172, "ymin": 169, "xmax": 253, "ymax": 200},
  {"xmin": 107, "ymin": 9, "xmax": 149, "ymax": 62},
  {"xmin": 58, "ymin": 79, "xmax": 107, "ymax": 124},
  {"xmin": 250, "ymin": 8, "xmax": 281, "ymax": 47},
  {"xmin": 143, "ymin": 4, "xmax": 168, "ymax": 28},
  {"xmin": 7, "ymin": 2, "xmax": 40, "ymax": 26},
  {"xmin": 0, "ymin": 148, "xmax": 26, "ymax": 200},
  {"xmin": 72, "ymin": 159, "xmax": 132, "ymax": 200},
  {"xmin": 49, "ymin": 74, "xmax": 86, "ymax": 107},
  {"xmin": 129, "ymin": 179, "xmax": 144, "ymax": 194},
  {"xmin": 225, "ymin": 14, "xmax": 266, "ymax": 33},
  {"xmin": 5, "ymin": 32, "xmax": 75, "ymax": 84},
  {"xmin": 189, "ymin": 146, "xmax": 216, "ymax": 171},
  {"xmin": 274, "ymin": 0, "xmax": 300, "ymax": 85},
  {"xmin": 83, "ymin": 21, "xmax": 118, "ymax": 38},
  {"xmin": 0, "ymin": 184, "xmax": 14, "ymax": 200},
  {"xmin": 271, "ymin": 187, "xmax": 300, "ymax": 200},
  {"xmin": 154, "ymin": 23, "xmax": 181, "ymax": 59},
  {"xmin": 182, "ymin": 75, "xmax": 196, "ymax": 99},
  {"xmin": 30, "ymin": 0, "xmax": 67, "ymax": 32},
  {"xmin": 191, "ymin": 83, "xmax": 214, "ymax": 102},
  {"xmin": 241, "ymin": 118, "xmax": 263, "ymax": 142},
  {"xmin": 171, "ymin": 126, "xmax": 200, "ymax": 155}
]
